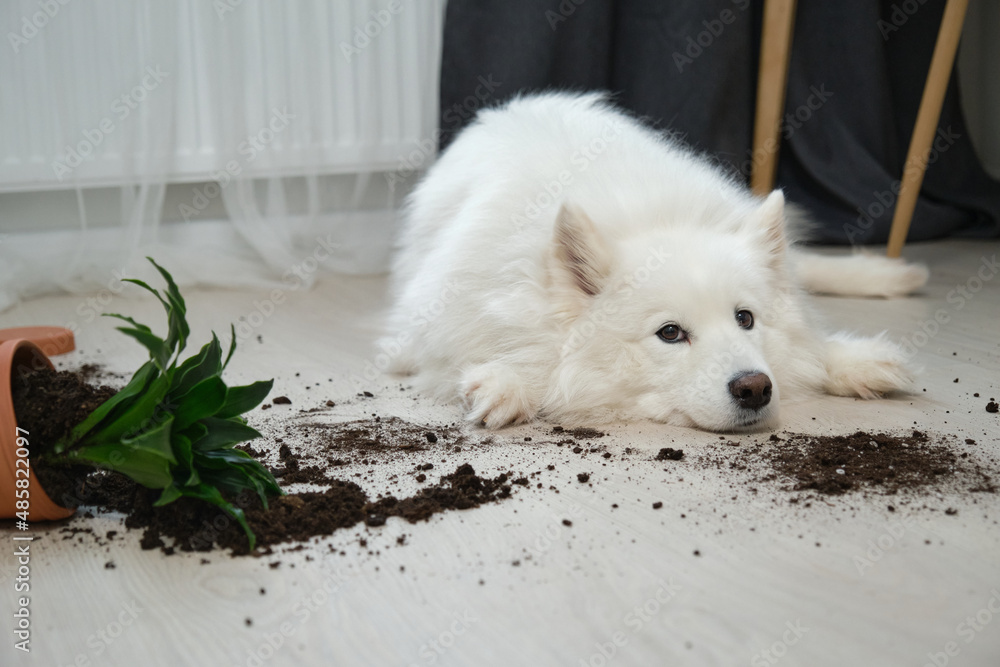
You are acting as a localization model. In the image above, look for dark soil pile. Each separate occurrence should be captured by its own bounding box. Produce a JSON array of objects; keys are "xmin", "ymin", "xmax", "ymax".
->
[
  {"xmin": 553, "ymin": 426, "xmax": 605, "ymax": 439},
  {"xmin": 755, "ymin": 430, "xmax": 995, "ymax": 496},
  {"xmin": 11, "ymin": 368, "xmax": 117, "ymax": 454},
  {"xmin": 12, "ymin": 367, "xmax": 522, "ymax": 556},
  {"xmin": 96, "ymin": 462, "xmax": 512, "ymax": 555},
  {"xmin": 11, "ymin": 368, "xmax": 117, "ymax": 508}
]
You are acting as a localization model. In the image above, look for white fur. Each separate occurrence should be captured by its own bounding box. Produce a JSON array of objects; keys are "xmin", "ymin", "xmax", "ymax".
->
[
  {"xmin": 791, "ymin": 250, "xmax": 930, "ymax": 298},
  {"xmin": 382, "ymin": 93, "xmax": 927, "ymax": 432}
]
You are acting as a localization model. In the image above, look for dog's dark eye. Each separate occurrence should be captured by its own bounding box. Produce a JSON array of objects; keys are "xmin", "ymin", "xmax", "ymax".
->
[
  {"xmin": 656, "ymin": 324, "xmax": 687, "ymax": 343},
  {"xmin": 736, "ymin": 309, "xmax": 754, "ymax": 330}
]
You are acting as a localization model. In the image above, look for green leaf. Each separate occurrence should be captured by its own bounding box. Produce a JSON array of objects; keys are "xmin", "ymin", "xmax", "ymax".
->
[
  {"xmin": 147, "ymin": 257, "xmax": 189, "ymax": 356},
  {"xmin": 121, "ymin": 278, "xmax": 169, "ymax": 309},
  {"xmin": 194, "ymin": 417, "xmax": 262, "ymax": 451},
  {"xmin": 215, "ymin": 380, "xmax": 273, "ymax": 419},
  {"xmin": 121, "ymin": 415, "xmax": 176, "ymax": 464},
  {"xmin": 177, "ymin": 421, "xmax": 207, "ymax": 447},
  {"xmin": 223, "ymin": 324, "xmax": 238, "ymax": 369},
  {"xmin": 59, "ymin": 361, "xmax": 158, "ymax": 449},
  {"xmin": 170, "ymin": 432, "xmax": 199, "ymax": 486},
  {"xmin": 122, "ymin": 278, "xmax": 170, "ymax": 334},
  {"xmin": 173, "ymin": 376, "xmax": 227, "ymax": 430},
  {"xmin": 112, "ymin": 326, "xmax": 170, "ymax": 370},
  {"xmin": 154, "ymin": 485, "xmax": 183, "ymax": 506},
  {"xmin": 66, "ymin": 443, "xmax": 174, "ymax": 489},
  {"xmin": 103, "ymin": 313, "xmax": 153, "ymax": 334},
  {"xmin": 81, "ymin": 373, "xmax": 171, "ymax": 445},
  {"xmin": 196, "ymin": 465, "xmax": 265, "ymax": 507},
  {"xmin": 177, "ymin": 483, "xmax": 257, "ymax": 551},
  {"xmin": 170, "ymin": 335, "xmax": 222, "ymax": 399},
  {"xmin": 196, "ymin": 450, "xmax": 281, "ymax": 504},
  {"xmin": 56, "ymin": 258, "xmax": 280, "ymax": 550},
  {"xmin": 205, "ymin": 449, "xmax": 283, "ymax": 500}
]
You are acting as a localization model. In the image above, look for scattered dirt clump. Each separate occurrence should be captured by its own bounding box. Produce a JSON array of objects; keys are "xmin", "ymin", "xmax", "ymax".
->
[
  {"xmin": 755, "ymin": 431, "xmax": 995, "ymax": 496},
  {"xmin": 554, "ymin": 426, "xmax": 605, "ymax": 439},
  {"xmin": 111, "ymin": 462, "xmax": 514, "ymax": 555},
  {"xmin": 656, "ymin": 448, "xmax": 684, "ymax": 461}
]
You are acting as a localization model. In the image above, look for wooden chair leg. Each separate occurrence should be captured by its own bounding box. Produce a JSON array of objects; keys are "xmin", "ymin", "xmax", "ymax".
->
[
  {"xmin": 751, "ymin": 0, "xmax": 797, "ymax": 196},
  {"xmin": 886, "ymin": 0, "xmax": 969, "ymax": 258}
]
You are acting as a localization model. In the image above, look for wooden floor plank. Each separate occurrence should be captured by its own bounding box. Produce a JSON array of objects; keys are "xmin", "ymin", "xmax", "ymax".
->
[{"xmin": 2, "ymin": 240, "xmax": 998, "ymax": 666}]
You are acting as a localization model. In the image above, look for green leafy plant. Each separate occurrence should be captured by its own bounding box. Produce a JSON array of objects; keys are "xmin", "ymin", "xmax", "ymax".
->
[{"xmin": 43, "ymin": 258, "xmax": 281, "ymax": 549}]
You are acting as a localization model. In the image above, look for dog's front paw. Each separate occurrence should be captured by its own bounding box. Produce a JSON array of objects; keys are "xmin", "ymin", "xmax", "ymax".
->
[
  {"xmin": 824, "ymin": 332, "xmax": 915, "ymax": 399},
  {"xmin": 460, "ymin": 364, "xmax": 537, "ymax": 429}
]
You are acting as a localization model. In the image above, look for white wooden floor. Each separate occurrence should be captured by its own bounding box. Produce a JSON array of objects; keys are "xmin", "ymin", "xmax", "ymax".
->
[{"xmin": 2, "ymin": 240, "xmax": 999, "ymax": 667}]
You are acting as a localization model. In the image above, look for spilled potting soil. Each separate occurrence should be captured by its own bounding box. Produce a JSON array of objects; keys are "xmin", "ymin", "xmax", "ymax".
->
[
  {"xmin": 112, "ymin": 461, "xmax": 514, "ymax": 556},
  {"xmin": 700, "ymin": 430, "xmax": 997, "ymax": 499},
  {"xmin": 10, "ymin": 367, "xmax": 998, "ymax": 559},
  {"xmin": 11, "ymin": 367, "xmax": 117, "ymax": 508}
]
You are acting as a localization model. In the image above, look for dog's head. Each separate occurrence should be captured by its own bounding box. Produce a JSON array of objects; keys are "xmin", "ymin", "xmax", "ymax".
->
[{"xmin": 548, "ymin": 191, "xmax": 790, "ymax": 432}]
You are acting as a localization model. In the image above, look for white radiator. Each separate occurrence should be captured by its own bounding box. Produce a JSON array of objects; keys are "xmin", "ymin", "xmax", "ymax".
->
[{"xmin": 0, "ymin": 0, "xmax": 444, "ymax": 193}]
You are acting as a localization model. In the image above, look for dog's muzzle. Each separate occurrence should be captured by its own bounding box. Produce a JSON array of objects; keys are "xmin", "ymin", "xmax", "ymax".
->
[{"xmin": 728, "ymin": 371, "xmax": 772, "ymax": 411}]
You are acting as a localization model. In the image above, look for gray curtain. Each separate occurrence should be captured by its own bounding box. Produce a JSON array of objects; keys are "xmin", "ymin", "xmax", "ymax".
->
[{"xmin": 439, "ymin": 0, "xmax": 1000, "ymax": 245}]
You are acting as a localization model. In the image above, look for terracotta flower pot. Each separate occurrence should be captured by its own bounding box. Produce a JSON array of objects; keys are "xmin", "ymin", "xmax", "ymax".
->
[
  {"xmin": 0, "ymin": 325, "xmax": 76, "ymax": 356},
  {"xmin": 1, "ymin": 338, "xmax": 76, "ymax": 521}
]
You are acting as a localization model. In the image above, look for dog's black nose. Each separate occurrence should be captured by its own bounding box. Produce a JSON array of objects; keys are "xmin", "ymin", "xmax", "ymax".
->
[{"xmin": 728, "ymin": 372, "xmax": 772, "ymax": 410}]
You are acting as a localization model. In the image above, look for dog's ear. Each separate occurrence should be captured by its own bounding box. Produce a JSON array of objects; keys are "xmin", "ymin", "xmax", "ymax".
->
[
  {"xmin": 553, "ymin": 204, "xmax": 611, "ymax": 296},
  {"xmin": 753, "ymin": 190, "xmax": 787, "ymax": 264}
]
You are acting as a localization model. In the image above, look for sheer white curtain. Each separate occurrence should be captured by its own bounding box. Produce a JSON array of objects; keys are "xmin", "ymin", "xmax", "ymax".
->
[{"xmin": 0, "ymin": 0, "xmax": 444, "ymax": 310}]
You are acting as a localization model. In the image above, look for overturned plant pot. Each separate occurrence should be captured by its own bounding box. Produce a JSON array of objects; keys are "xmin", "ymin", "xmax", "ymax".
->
[
  {"xmin": 1, "ymin": 260, "xmax": 283, "ymax": 550},
  {"xmin": 0, "ymin": 338, "xmax": 76, "ymax": 521}
]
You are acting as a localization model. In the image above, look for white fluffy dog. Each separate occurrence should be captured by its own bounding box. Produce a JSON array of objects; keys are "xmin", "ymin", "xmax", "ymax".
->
[{"xmin": 382, "ymin": 93, "xmax": 928, "ymax": 432}]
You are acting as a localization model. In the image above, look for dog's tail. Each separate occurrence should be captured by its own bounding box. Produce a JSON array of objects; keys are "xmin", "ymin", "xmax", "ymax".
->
[{"xmin": 789, "ymin": 249, "xmax": 929, "ymax": 298}]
